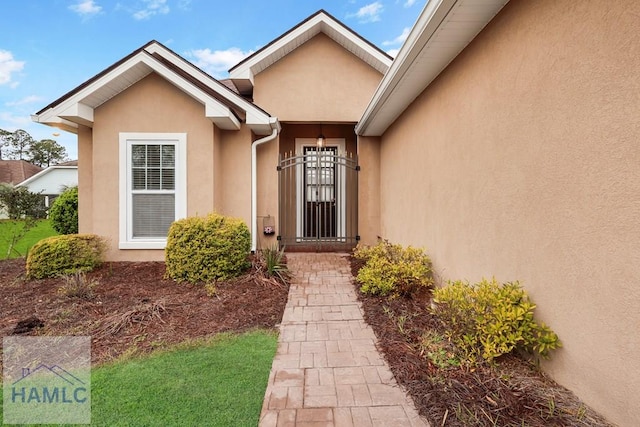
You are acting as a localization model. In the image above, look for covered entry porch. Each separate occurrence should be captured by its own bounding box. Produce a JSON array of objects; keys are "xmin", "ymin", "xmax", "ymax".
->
[{"xmin": 277, "ymin": 123, "xmax": 359, "ymax": 252}]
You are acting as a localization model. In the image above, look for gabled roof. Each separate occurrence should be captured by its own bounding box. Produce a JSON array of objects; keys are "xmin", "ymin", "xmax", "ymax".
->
[
  {"xmin": 33, "ymin": 41, "xmax": 278, "ymax": 136},
  {"xmin": 357, "ymin": 0, "xmax": 510, "ymax": 136},
  {"xmin": 0, "ymin": 160, "xmax": 43, "ymax": 185},
  {"xmin": 229, "ymin": 10, "xmax": 393, "ymax": 95},
  {"xmin": 17, "ymin": 163, "xmax": 77, "ymax": 188}
]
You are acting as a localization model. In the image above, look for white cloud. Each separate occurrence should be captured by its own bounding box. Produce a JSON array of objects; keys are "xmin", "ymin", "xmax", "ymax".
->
[
  {"xmin": 133, "ymin": 0, "xmax": 170, "ymax": 20},
  {"xmin": 348, "ymin": 2, "xmax": 383, "ymax": 23},
  {"xmin": 69, "ymin": 0, "xmax": 102, "ymax": 17},
  {"xmin": 404, "ymin": 0, "xmax": 417, "ymax": 7},
  {"xmin": 0, "ymin": 50, "xmax": 24, "ymax": 87},
  {"xmin": 382, "ymin": 27, "xmax": 411, "ymax": 46},
  {"xmin": 177, "ymin": 0, "xmax": 191, "ymax": 10},
  {"xmin": 0, "ymin": 111, "xmax": 31, "ymax": 128},
  {"xmin": 187, "ymin": 47, "xmax": 254, "ymax": 78},
  {"xmin": 386, "ymin": 48, "xmax": 399, "ymax": 58},
  {"xmin": 5, "ymin": 95, "xmax": 43, "ymax": 107}
]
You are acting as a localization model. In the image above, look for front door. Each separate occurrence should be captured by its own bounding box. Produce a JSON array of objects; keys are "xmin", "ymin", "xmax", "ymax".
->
[{"xmin": 296, "ymin": 138, "xmax": 346, "ymax": 242}]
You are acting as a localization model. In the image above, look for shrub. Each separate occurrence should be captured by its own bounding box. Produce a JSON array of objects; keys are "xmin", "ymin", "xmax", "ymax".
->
[
  {"xmin": 353, "ymin": 240, "xmax": 433, "ymax": 296},
  {"xmin": 26, "ymin": 234, "xmax": 106, "ymax": 279},
  {"xmin": 432, "ymin": 279, "xmax": 561, "ymax": 365},
  {"xmin": 165, "ymin": 213, "xmax": 251, "ymax": 284},
  {"xmin": 0, "ymin": 184, "xmax": 46, "ymax": 219},
  {"xmin": 49, "ymin": 186, "xmax": 78, "ymax": 234}
]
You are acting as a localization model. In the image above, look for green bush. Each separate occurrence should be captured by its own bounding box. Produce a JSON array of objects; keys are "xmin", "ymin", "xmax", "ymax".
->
[
  {"xmin": 165, "ymin": 213, "xmax": 251, "ymax": 283},
  {"xmin": 0, "ymin": 184, "xmax": 47, "ymax": 219},
  {"xmin": 26, "ymin": 234, "xmax": 106, "ymax": 279},
  {"xmin": 432, "ymin": 279, "xmax": 561, "ymax": 364},
  {"xmin": 353, "ymin": 240, "xmax": 433, "ymax": 296},
  {"xmin": 49, "ymin": 186, "xmax": 78, "ymax": 234}
]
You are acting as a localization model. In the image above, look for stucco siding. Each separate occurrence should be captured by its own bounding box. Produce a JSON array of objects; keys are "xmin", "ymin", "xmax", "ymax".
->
[
  {"xmin": 253, "ymin": 33, "xmax": 383, "ymax": 122},
  {"xmin": 378, "ymin": 0, "xmax": 640, "ymax": 425},
  {"xmin": 92, "ymin": 73, "xmax": 216, "ymax": 261}
]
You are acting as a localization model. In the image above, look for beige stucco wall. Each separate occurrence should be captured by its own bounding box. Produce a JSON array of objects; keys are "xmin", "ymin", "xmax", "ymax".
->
[
  {"xmin": 252, "ymin": 33, "xmax": 384, "ymax": 246},
  {"xmin": 377, "ymin": 0, "xmax": 640, "ymax": 424},
  {"xmin": 253, "ymin": 33, "xmax": 383, "ymax": 123},
  {"xmin": 356, "ymin": 135, "xmax": 380, "ymax": 246},
  {"xmin": 91, "ymin": 73, "xmax": 218, "ymax": 261}
]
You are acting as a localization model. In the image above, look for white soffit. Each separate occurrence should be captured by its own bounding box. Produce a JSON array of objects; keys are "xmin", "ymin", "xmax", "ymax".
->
[
  {"xmin": 357, "ymin": 0, "xmax": 510, "ymax": 136},
  {"xmin": 229, "ymin": 11, "xmax": 392, "ymax": 90},
  {"xmin": 144, "ymin": 42, "xmax": 275, "ymax": 134},
  {"xmin": 31, "ymin": 45, "xmax": 274, "ymax": 133}
]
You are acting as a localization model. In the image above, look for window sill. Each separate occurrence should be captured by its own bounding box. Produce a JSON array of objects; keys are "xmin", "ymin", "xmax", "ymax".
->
[{"xmin": 119, "ymin": 240, "xmax": 167, "ymax": 250}]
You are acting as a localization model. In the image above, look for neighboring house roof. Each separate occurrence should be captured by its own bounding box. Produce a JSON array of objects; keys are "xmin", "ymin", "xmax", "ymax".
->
[
  {"xmin": 229, "ymin": 9, "xmax": 393, "ymax": 95},
  {"xmin": 357, "ymin": 0, "xmax": 510, "ymax": 136},
  {"xmin": 58, "ymin": 160, "xmax": 78, "ymax": 166},
  {"xmin": 32, "ymin": 41, "xmax": 278, "ymax": 136},
  {"xmin": 0, "ymin": 160, "xmax": 43, "ymax": 185}
]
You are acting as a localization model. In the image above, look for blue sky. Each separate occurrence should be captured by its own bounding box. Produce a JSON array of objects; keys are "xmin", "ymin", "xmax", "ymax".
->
[{"xmin": 0, "ymin": 0, "xmax": 424, "ymax": 160}]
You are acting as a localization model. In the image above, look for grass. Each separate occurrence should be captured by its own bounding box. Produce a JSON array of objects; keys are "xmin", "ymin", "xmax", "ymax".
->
[
  {"xmin": 1, "ymin": 330, "xmax": 278, "ymax": 426},
  {"xmin": 0, "ymin": 219, "xmax": 58, "ymax": 259}
]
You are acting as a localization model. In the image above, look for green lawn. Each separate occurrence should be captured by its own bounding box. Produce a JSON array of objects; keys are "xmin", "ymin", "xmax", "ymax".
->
[
  {"xmin": 1, "ymin": 331, "xmax": 277, "ymax": 426},
  {"xmin": 0, "ymin": 219, "xmax": 58, "ymax": 259}
]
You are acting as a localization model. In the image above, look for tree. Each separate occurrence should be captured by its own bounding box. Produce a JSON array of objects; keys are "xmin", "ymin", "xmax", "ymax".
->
[
  {"xmin": 28, "ymin": 139, "xmax": 68, "ymax": 167},
  {"xmin": 0, "ymin": 184, "xmax": 48, "ymax": 258},
  {"xmin": 4, "ymin": 129, "xmax": 34, "ymax": 160},
  {"xmin": 0, "ymin": 128, "xmax": 9, "ymax": 159}
]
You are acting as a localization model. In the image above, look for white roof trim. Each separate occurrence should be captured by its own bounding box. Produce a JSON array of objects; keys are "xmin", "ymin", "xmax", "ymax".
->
[
  {"xmin": 357, "ymin": 0, "xmax": 510, "ymax": 136},
  {"xmin": 33, "ymin": 43, "xmax": 277, "ymax": 135},
  {"xmin": 144, "ymin": 42, "xmax": 275, "ymax": 133},
  {"xmin": 16, "ymin": 165, "xmax": 77, "ymax": 188},
  {"xmin": 229, "ymin": 11, "xmax": 392, "ymax": 93}
]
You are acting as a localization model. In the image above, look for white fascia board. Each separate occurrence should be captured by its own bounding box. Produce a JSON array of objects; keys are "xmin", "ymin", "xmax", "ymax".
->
[
  {"xmin": 33, "ymin": 50, "xmax": 241, "ymax": 132},
  {"xmin": 247, "ymin": 110, "xmax": 280, "ymax": 135},
  {"xmin": 321, "ymin": 19, "xmax": 391, "ymax": 72},
  {"xmin": 229, "ymin": 12, "xmax": 391, "ymax": 82},
  {"xmin": 145, "ymin": 42, "xmax": 269, "ymax": 125},
  {"xmin": 357, "ymin": 0, "xmax": 457, "ymax": 136},
  {"xmin": 16, "ymin": 166, "xmax": 77, "ymax": 188},
  {"xmin": 59, "ymin": 102, "xmax": 94, "ymax": 127},
  {"xmin": 31, "ymin": 114, "xmax": 79, "ymax": 134},
  {"xmin": 205, "ymin": 102, "xmax": 241, "ymax": 130},
  {"xmin": 357, "ymin": 0, "xmax": 509, "ymax": 136}
]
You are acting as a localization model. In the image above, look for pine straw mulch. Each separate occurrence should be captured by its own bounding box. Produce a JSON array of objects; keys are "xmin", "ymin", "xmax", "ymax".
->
[
  {"xmin": 350, "ymin": 256, "xmax": 614, "ymax": 427},
  {"xmin": 0, "ymin": 257, "xmax": 289, "ymax": 368}
]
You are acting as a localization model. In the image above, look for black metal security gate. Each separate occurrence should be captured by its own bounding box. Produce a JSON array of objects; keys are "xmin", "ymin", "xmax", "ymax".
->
[{"xmin": 278, "ymin": 147, "xmax": 359, "ymax": 251}]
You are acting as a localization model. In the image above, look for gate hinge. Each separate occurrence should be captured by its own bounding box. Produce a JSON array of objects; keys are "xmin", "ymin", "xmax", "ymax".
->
[
  {"xmin": 355, "ymin": 165, "xmax": 361, "ymax": 171},
  {"xmin": 276, "ymin": 166, "xmax": 282, "ymax": 171}
]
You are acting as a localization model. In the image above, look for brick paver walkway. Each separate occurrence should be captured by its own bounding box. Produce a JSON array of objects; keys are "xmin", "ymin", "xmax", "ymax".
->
[{"xmin": 259, "ymin": 253, "xmax": 429, "ymax": 427}]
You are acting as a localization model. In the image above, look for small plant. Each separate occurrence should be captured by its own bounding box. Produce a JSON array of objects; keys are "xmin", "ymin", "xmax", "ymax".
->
[
  {"xmin": 419, "ymin": 330, "xmax": 460, "ymax": 369},
  {"xmin": 432, "ymin": 278, "xmax": 561, "ymax": 365},
  {"xmin": 261, "ymin": 245, "xmax": 290, "ymax": 284},
  {"xmin": 353, "ymin": 240, "xmax": 432, "ymax": 296},
  {"xmin": 165, "ymin": 213, "xmax": 251, "ymax": 284},
  {"xmin": 58, "ymin": 271, "xmax": 99, "ymax": 299},
  {"xmin": 26, "ymin": 234, "xmax": 106, "ymax": 279},
  {"xmin": 204, "ymin": 282, "xmax": 217, "ymax": 297},
  {"xmin": 49, "ymin": 186, "xmax": 78, "ymax": 235}
]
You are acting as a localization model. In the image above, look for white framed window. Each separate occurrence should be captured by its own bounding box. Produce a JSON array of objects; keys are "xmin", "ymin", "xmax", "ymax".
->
[{"xmin": 119, "ymin": 133, "xmax": 187, "ymax": 249}]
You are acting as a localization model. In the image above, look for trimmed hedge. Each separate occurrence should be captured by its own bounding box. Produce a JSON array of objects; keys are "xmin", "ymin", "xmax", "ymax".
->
[
  {"xmin": 165, "ymin": 213, "xmax": 251, "ymax": 284},
  {"xmin": 49, "ymin": 186, "xmax": 78, "ymax": 234},
  {"xmin": 26, "ymin": 234, "xmax": 106, "ymax": 279}
]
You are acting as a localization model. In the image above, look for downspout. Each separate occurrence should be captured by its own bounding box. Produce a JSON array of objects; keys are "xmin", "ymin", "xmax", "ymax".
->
[{"xmin": 251, "ymin": 120, "xmax": 280, "ymax": 253}]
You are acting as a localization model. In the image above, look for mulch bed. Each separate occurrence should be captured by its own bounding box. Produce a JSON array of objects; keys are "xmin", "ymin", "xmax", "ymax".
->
[
  {"xmin": 0, "ymin": 258, "xmax": 289, "ymax": 367},
  {"xmin": 350, "ymin": 256, "xmax": 613, "ymax": 427}
]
